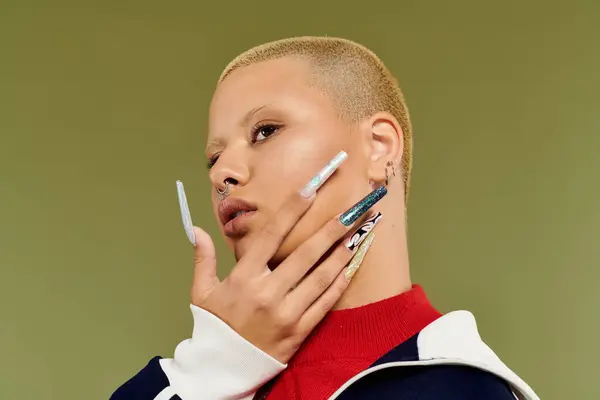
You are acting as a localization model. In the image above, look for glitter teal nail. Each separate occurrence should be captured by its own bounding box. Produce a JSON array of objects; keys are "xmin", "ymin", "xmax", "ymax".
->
[{"xmin": 339, "ymin": 186, "xmax": 387, "ymax": 226}]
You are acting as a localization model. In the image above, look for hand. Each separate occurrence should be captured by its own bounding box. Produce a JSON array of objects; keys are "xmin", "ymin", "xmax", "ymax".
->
[{"xmin": 190, "ymin": 182, "xmax": 384, "ymax": 364}]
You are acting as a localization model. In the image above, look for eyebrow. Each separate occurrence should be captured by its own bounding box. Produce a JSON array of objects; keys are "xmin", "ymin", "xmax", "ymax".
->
[
  {"xmin": 205, "ymin": 138, "xmax": 225, "ymax": 155},
  {"xmin": 241, "ymin": 104, "xmax": 268, "ymax": 126}
]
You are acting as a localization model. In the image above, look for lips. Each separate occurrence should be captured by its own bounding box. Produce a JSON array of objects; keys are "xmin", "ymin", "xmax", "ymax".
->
[{"xmin": 218, "ymin": 197, "xmax": 258, "ymax": 237}]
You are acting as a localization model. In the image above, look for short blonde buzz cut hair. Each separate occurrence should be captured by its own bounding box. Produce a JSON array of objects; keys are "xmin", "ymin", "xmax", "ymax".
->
[{"xmin": 219, "ymin": 36, "xmax": 414, "ymax": 204}]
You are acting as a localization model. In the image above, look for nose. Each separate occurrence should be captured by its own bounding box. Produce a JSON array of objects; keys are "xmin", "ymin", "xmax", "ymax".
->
[{"xmin": 209, "ymin": 147, "xmax": 250, "ymax": 194}]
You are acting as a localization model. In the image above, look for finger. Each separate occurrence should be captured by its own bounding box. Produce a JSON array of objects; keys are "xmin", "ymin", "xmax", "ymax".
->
[
  {"xmin": 268, "ymin": 186, "xmax": 386, "ymax": 292},
  {"xmin": 268, "ymin": 214, "xmax": 351, "ymax": 293},
  {"xmin": 283, "ymin": 242, "xmax": 353, "ymax": 315},
  {"xmin": 296, "ymin": 231, "xmax": 376, "ymax": 332},
  {"xmin": 237, "ymin": 151, "xmax": 348, "ymax": 273},
  {"xmin": 236, "ymin": 191, "xmax": 313, "ymax": 273},
  {"xmin": 284, "ymin": 225, "xmax": 377, "ymax": 317},
  {"xmin": 191, "ymin": 226, "xmax": 220, "ymax": 305},
  {"xmin": 296, "ymin": 270, "xmax": 349, "ymax": 332}
]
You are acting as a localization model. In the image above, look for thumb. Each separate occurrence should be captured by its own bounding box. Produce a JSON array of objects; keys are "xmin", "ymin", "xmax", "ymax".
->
[{"xmin": 191, "ymin": 226, "xmax": 220, "ymax": 305}]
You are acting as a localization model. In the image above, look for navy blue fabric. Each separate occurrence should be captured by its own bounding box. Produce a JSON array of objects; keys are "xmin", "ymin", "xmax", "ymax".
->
[
  {"xmin": 335, "ymin": 364, "xmax": 516, "ymax": 399},
  {"xmin": 371, "ymin": 334, "xmax": 420, "ymax": 366},
  {"xmin": 336, "ymin": 334, "xmax": 515, "ymax": 400},
  {"xmin": 110, "ymin": 356, "xmax": 171, "ymax": 400}
]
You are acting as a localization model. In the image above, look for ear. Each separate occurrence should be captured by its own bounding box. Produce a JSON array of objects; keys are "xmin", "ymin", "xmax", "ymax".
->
[{"xmin": 360, "ymin": 112, "xmax": 404, "ymax": 186}]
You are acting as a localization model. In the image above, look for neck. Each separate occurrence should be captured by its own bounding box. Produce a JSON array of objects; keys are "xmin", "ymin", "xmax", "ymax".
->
[{"xmin": 334, "ymin": 194, "xmax": 412, "ymax": 309}]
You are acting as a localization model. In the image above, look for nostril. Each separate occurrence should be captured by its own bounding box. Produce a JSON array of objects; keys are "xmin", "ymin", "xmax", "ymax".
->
[{"xmin": 224, "ymin": 177, "xmax": 238, "ymax": 186}]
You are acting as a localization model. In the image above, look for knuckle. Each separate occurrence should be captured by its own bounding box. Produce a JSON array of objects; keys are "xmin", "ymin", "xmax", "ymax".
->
[
  {"xmin": 253, "ymin": 290, "xmax": 276, "ymax": 310},
  {"xmin": 321, "ymin": 283, "xmax": 347, "ymax": 311},
  {"xmin": 274, "ymin": 308, "xmax": 296, "ymax": 328},
  {"xmin": 313, "ymin": 270, "xmax": 334, "ymax": 291},
  {"xmin": 193, "ymin": 253, "xmax": 213, "ymax": 267},
  {"xmin": 226, "ymin": 269, "xmax": 244, "ymax": 287},
  {"xmin": 291, "ymin": 244, "xmax": 314, "ymax": 264},
  {"xmin": 191, "ymin": 285, "xmax": 212, "ymax": 306},
  {"xmin": 323, "ymin": 219, "xmax": 347, "ymax": 241},
  {"xmin": 261, "ymin": 221, "xmax": 281, "ymax": 239},
  {"xmin": 319, "ymin": 295, "xmax": 337, "ymax": 312}
]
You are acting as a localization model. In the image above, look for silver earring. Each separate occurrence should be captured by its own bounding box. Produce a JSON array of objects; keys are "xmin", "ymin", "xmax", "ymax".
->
[
  {"xmin": 215, "ymin": 181, "xmax": 231, "ymax": 201},
  {"xmin": 385, "ymin": 161, "xmax": 396, "ymax": 186}
]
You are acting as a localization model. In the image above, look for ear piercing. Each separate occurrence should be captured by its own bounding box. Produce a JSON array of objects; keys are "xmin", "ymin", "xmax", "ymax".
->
[{"xmin": 385, "ymin": 161, "xmax": 397, "ymax": 186}]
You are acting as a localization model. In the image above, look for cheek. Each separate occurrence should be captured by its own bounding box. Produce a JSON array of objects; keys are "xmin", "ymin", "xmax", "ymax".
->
[
  {"xmin": 256, "ymin": 135, "xmax": 365, "ymax": 264},
  {"xmin": 257, "ymin": 134, "xmax": 343, "ymax": 194},
  {"xmin": 224, "ymin": 122, "xmax": 362, "ymax": 263}
]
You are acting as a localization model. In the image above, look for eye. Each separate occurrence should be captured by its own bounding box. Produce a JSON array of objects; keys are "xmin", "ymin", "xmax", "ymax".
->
[
  {"xmin": 252, "ymin": 123, "xmax": 281, "ymax": 143},
  {"xmin": 206, "ymin": 153, "xmax": 220, "ymax": 169}
]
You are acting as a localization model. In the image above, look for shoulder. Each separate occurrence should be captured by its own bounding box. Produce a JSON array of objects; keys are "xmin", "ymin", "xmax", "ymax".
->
[
  {"xmin": 409, "ymin": 365, "xmax": 516, "ymax": 399},
  {"xmin": 338, "ymin": 364, "xmax": 516, "ymax": 400}
]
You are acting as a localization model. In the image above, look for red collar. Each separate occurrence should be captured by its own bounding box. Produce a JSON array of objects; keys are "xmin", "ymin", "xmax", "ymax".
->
[{"xmin": 289, "ymin": 285, "xmax": 442, "ymax": 367}]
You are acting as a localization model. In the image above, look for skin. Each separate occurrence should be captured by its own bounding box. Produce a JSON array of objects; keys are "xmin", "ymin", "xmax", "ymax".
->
[{"xmin": 206, "ymin": 57, "xmax": 412, "ymax": 309}]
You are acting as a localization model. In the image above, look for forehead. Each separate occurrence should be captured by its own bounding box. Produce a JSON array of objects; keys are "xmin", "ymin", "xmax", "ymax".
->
[{"xmin": 208, "ymin": 57, "xmax": 335, "ymax": 141}]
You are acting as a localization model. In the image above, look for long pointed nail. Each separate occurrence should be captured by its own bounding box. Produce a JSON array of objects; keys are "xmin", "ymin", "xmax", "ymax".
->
[
  {"xmin": 339, "ymin": 186, "xmax": 387, "ymax": 226},
  {"xmin": 176, "ymin": 180, "xmax": 196, "ymax": 245},
  {"xmin": 345, "ymin": 212, "xmax": 382, "ymax": 251},
  {"xmin": 345, "ymin": 230, "xmax": 375, "ymax": 280},
  {"xmin": 300, "ymin": 151, "xmax": 348, "ymax": 198}
]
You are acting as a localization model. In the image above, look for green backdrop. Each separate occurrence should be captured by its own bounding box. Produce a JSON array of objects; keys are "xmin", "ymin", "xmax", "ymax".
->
[{"xmin": 2, "ymin": 1, "xmax": 598, "ymax": 399}]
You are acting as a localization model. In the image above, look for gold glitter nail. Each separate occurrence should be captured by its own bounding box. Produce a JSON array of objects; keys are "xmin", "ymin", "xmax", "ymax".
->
[{"xmin": 345, "ymin": 230, "xmax": 375, "ymax": 280}]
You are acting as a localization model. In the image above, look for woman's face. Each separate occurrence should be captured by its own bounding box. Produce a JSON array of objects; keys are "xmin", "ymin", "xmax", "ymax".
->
[{"xmin": 207, "ymin": 57, "xmax": 368, "ymax": 264}]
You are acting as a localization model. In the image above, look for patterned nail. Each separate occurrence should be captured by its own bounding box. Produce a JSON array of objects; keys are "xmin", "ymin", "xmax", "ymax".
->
[
  {"xmin": 300, "ymin": 151, "xmax": 348, "ymax": 198},
  {"xmin": 176, "ymin": 180, "xmax": 196, "ymax": 246},
  {"xmin": 339, "ymin": 186, "xmax": 387, "ymax": 226},
  {"xmin": 345, "ymin": 230, "xmax": 375, "ymax": 280},
  {"xmin": 345, "ymin": 212, "xmax": 382, "ymax": 251}
]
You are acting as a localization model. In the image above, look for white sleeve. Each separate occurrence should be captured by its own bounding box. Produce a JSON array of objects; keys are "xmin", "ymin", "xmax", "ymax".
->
[{"xmin": 158, "ymin": 304, "xmax": 286, "ymax": 400}]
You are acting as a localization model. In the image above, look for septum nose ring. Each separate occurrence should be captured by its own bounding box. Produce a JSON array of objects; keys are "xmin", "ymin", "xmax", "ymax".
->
[{"xmin": 215, "ymin": 180, "xmax": 232, "ymax": 201}]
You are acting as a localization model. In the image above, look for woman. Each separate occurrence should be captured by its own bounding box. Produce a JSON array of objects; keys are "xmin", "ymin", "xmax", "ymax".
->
[{"xmin": 112, "ymin": 37, "xmax": 539, "ymax": 400}]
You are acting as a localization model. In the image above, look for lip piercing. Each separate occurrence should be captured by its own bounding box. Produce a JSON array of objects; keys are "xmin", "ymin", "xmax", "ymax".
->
[{"xmin": 216, "ymin": 181, "xmax": 231, "ymax": 201}]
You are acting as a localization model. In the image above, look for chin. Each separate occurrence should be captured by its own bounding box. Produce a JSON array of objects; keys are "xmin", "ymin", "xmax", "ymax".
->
[
  {"xmin": 229, "ymin": 218, "xmax": 320, "ymax": 267},
  {"xmin": 230, "ymin": 233, "xmax": 299, "ymax": 269},
  {"xmin": 231, "ymin": 236, "xmax": 251, "ymax": 261}
]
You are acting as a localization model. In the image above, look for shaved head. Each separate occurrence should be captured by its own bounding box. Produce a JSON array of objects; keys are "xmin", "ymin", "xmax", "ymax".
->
[{"xmin": 219, "ymin": 36, "xmax": 414, "ymax": 203}]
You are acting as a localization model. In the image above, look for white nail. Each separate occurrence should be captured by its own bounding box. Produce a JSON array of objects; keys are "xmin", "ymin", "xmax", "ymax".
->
[
  {"xmin": 176, "ymin": 180, "xmax": 196, "ymax": 245},
  {"xmin": 345, "ymin": 212, "xmax": 383, "ymax": 251},
  {"xmin": 300, "ymin": 151, "xmax": 348, "ymax": 198}
]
